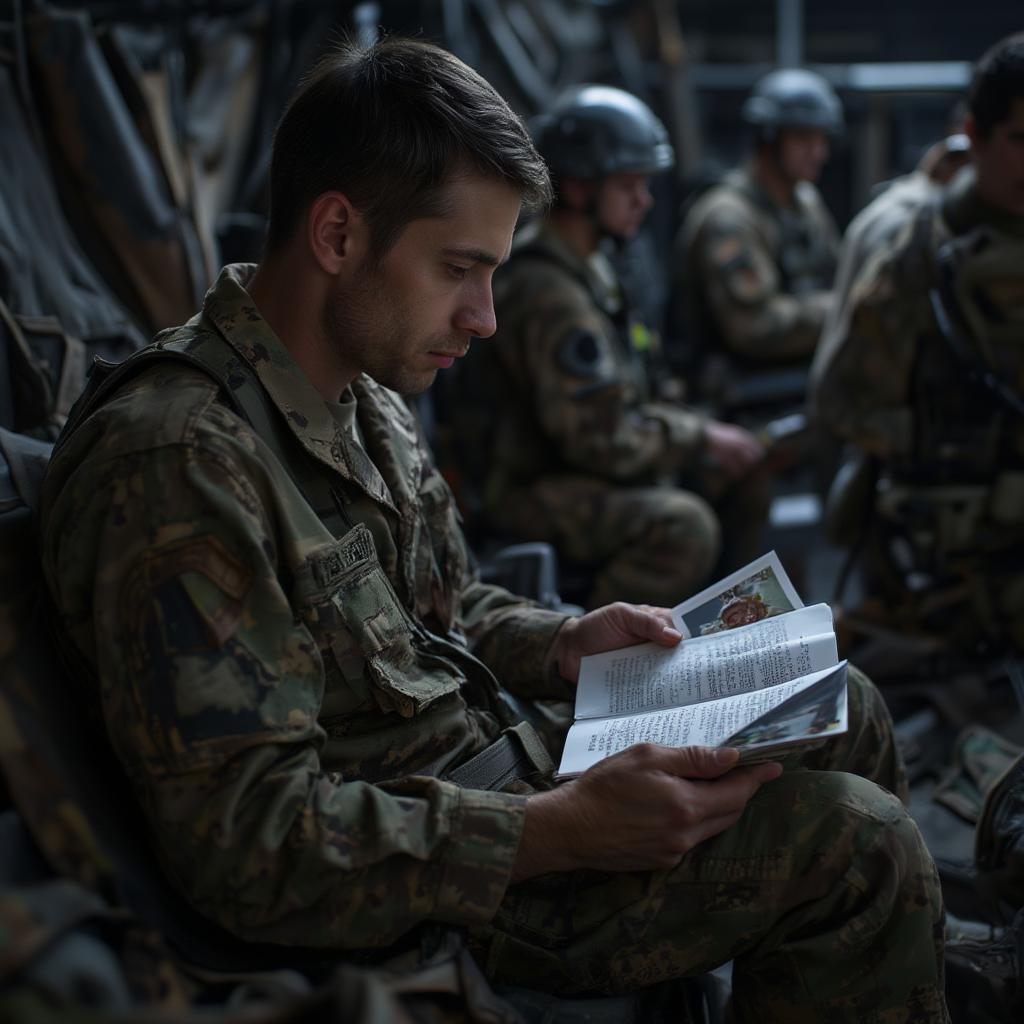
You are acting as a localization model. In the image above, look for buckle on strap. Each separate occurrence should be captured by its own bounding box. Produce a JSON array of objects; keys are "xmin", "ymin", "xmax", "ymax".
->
[{"xmin": 446, "ymin": 721, "xmax": 554, "ymax": 791}]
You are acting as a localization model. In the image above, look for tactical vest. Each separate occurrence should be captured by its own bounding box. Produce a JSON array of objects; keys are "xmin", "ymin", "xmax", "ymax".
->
[
  {"xmin": 900, "ymin": 201, "xmax": 1024, "ymax": 495},
  {"xmin": 733, "ymin": 178, "xmax": 837, "ymax": 298},
  {"xmin": 512, "ymin": 238, "xmax": 655, "ymax": 399}
]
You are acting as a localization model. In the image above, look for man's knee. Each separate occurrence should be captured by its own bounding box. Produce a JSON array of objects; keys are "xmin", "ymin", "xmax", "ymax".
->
[
  {"xmin": 636, "ymin": 489, "xmax": 721, "ymax": 581},
  {"xmin": 758, "ymin": 770, "xmax": 933, "ymax": 896}
]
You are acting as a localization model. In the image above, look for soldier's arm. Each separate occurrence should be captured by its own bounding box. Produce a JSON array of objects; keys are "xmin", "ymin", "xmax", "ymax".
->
[
  {"xmin": 695, "ymin": 210, "xmax": 830, "ymax": 360},
  {"xmin": 810, "ymin": 229, "xmax": 922, "ymax": 459},
  {"xmin": 43, "ymin": 424, "xmax": 527, "ymax": 950},
  {"xmin": 523, "ymin": 298, "xmax": 707, "ymax": 480}
]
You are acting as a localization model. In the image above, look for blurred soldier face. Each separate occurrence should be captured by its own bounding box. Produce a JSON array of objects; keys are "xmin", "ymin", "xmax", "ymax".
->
[
  {"xmin": 596, "ymin": 172, "xmax": 655, "ymax": 240},
  {"xmin": 968, "ymin": 97, "xmax": 1024, "ymax": 216},
  {"xmin": 776, "ymin": 127, "xmax": 830, "ymax": 184},
  {"xmin": 325, "ymin": 173, "xmax": 520, "ymax": 394}
]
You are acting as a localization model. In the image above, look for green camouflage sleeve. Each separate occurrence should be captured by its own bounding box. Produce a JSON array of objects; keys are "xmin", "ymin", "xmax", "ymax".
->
[
  {"xmin": 695, "ymin": 209, "xmax": 831, "ymax": 359},
  {"xmin": 517, "ymin": 292, "xmax": 706, "ymax": 479},
  {"xmin": 460, "ymin": 576, "xmax": 574, "ymax": 700},
  {"xmin": 811, "ymin": 222, "xmax": 924, "ymax": 458},
  {"xmin": 43, "ymin": 409, "xmax": 526, "ymax": 950}
]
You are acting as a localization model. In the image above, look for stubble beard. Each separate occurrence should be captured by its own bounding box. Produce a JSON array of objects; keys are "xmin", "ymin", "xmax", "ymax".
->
[{"xmin": 323, "ymin": 271, "xmax": 432, "ymax": 396}]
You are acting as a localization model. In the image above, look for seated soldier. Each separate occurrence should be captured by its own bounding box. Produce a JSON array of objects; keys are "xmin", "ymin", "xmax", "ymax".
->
[
  {"xmin": 461, "ymin": 84, "xmax": 767, "ymax": 610},
  {"xmin": 812, "ymin": 32, "xmax": 1024, "ymax": 653},
  {"xmin": 39, "ymin": 38, "xmax": 948, "ymax": 1023},
  {"xmin": 671, "ymin": 69, "xmax": 843, "ymax": 413}
]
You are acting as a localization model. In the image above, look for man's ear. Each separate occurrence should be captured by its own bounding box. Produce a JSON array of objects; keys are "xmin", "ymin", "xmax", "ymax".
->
[{"xmin": 307, "ymin": 191, "xmax": 369, "ymax": 275}]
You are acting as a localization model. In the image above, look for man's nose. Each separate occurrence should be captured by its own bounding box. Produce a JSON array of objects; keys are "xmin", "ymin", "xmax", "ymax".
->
[{"xmin": 455, "ymin": 282, "xmax": 497, "ymax": 339}]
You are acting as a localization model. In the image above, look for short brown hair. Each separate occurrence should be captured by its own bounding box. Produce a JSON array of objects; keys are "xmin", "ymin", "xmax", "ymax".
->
[
  {"xmin": 970, "ymin": 33, "xmax": 1024, "ymax": 138},
  {"xmin": 266, "ymin": 37, "xmax": 551, "ymax": 255}
]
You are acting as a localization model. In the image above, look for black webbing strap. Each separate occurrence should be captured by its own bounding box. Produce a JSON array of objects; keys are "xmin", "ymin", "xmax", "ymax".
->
[{"xmin": 446, "ymin": 721, "xmax": 554, "ymax": 790}]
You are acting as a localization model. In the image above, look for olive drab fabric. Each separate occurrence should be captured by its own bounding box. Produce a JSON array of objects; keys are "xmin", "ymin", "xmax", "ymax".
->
[
  {"xmin": 812, "ymin": 166, "xmax": 1024, "ymax": 649},
  {"xmin": 469, "ymin": 220, "xmax": 722, "ymax": 608},
  {"xmin": 672, "ymin": 165, "xmax": 838, "ymax": 399},
  {"xmin": 810, "ymin": 170, "xmax": 939, "ymax": 396}
]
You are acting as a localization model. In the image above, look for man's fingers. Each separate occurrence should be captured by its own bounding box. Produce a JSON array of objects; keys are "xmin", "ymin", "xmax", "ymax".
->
[
  {"xmin": 623, "ymin": 605, "xmax": 682, "ymax": 646},
  {"xmin": 666, "ymin": 744, "xmax": 741, "ymax": 778}
]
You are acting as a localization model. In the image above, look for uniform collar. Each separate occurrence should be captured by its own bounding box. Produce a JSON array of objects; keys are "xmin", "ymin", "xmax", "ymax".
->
[{"xmin": 201, "ymin": 263, "xmax": 398, "ymax": 513}]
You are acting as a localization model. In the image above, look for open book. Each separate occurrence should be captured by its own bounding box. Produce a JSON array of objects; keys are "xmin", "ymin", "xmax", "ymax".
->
[{"xmin": 557, "ymin": 553, "xmax": 849, "ymax": 778}]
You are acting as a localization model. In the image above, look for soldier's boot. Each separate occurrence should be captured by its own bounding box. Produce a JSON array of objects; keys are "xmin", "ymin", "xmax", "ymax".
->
[{"xmin": 944, "ymin": 907, "xmax": 1024, "ymax": 1021}]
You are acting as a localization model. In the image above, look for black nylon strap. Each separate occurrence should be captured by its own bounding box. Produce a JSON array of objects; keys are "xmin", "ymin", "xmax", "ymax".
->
[{"xmin": 447, "ymin": 722, "xmax": 554, "ymax": 790}]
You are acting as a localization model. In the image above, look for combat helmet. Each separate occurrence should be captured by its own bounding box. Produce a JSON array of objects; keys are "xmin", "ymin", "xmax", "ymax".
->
[
  {"xmin": 742, "ymin": 68, "xmax": 844, "ymax": 138},
  {"xmin": 533, "ymin": 84, "xmax": 675, "ymax": 180}
]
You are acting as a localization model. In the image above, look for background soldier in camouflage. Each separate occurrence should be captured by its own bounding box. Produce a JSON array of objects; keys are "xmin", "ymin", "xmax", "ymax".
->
[
  {"xmin": 812, "ymin": 33, "xmax": 1024, "ymax": 652},
  {"xmin": 39, "ymin": 39, "xmax": 948, "ymax": 1022},
  {"xmin": 672, "ymin": 69, "xmax": 842, "ymax": 407},
  {"xmin": 811, "ymin": 131, "xmax": 971, "ymax": 388},
  {"xmin": 467, "ymin": 85, "xmax": 767, "ymax": 609}
]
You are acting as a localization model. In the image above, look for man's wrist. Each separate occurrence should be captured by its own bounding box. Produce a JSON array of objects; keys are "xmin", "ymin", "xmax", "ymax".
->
[
  {"xmin": 551, "ymin": 614, "xmax": 580, "ymax": 682},
  {"xmin": 510, "ymin": 787, "xmax": 578, "ymax": 883}
]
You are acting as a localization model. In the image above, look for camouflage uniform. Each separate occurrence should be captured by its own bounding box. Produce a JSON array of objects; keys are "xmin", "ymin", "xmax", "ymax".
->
[
  {"xmin": 477, "ymin": 221, "xmax": 768, "ymax": 609},
  {"xmin": 40, "ymin": 265, "xmax": 947, "ymax": 1021},
  {"xmin": 812, "ymin": 166, "xmax": 1024, "ymax": 649},
  {"xmin": 673, "ymin": 165, "xmax": 839, "ymax": 399},
  {"xmin": 811, "ymin": 170, "xmax": 938, "ymax": 390}
]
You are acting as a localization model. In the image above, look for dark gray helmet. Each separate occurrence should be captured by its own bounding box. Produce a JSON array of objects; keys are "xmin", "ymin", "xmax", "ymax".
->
[
  {"xmin": 742, "ymin": 69, "xmax": 844, "ymax": 136},
  {"xmin": 533, "ymin": 84, "xmax": 675, "ymax": 179}
]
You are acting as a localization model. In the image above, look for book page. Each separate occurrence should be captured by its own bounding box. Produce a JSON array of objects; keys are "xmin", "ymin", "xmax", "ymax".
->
[
  {"xmin": 671, "ymin": 551, "xmax": 803, "ymax": 638},
  {"xmin": 574, "ymin": 603, "xmax": 836, "ymax": 721},
  {"xmin": 558, "ymin": 662, "xmax": 847, "ymax": 778},
  {"xmin": 725, "ymin": 662, "xmax": 848, "ymax": 758}
]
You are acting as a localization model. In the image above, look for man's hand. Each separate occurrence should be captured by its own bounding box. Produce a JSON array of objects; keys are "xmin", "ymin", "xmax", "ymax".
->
[
  {"xmin": 704, "ymin": 420, "xmax": 764, "ymax": 479},
  {"xmin": 511, "ymin": 745, "xmax": 781, "ymax": 883},
  {"xmin": 553, "ymin": 602, "xmax": 682, "ymax": 684}
]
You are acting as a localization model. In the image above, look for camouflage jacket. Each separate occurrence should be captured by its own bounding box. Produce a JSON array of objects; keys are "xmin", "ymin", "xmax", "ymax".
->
[
  {"xmin": 479, "ymin": 220, "xmax": 706, "ymax": 504},
  {"xmin": 810, "ymin": 170, "xmax": 937, "ymax": 395},
  {"xmin": 39, "ymin": 264, "xmax": 573, "ymax": 951},
  {"xmin": 673, "ymin": 165, "xmax": 839, "ymax": 363},
  {"xmin": 811, "ymin": 166, "xmax": 1024, "ymax": 474}
]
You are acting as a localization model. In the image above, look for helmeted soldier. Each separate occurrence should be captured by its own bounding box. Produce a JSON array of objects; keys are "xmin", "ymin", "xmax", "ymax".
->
[
  {"xmin": 37, "ymin": 40, "xmax": 949, "ymax": 1023},
  {"xmin": 812, "ymin": 33, "xmax": 1024, "ymax": 653},
  {"xmin": 671, "ymin": 68, "xmax": 843, "ymax": 409},
  {"xmin": 461, "ymin": 83, "xmax": 768, "ymax": 609}
]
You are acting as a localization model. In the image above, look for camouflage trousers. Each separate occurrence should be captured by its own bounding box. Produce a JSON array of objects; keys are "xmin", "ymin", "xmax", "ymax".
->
[
  {"xmin": 485, "ymin": 479, "xmax": 712, "ymax": 610},
  {"xmin": 471, "ymin": 667, "xmax": 949, "ymax": 1023},
  {"xmin": 487, "ymin": 462, "xmax": 770, "ymax": 609}
]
